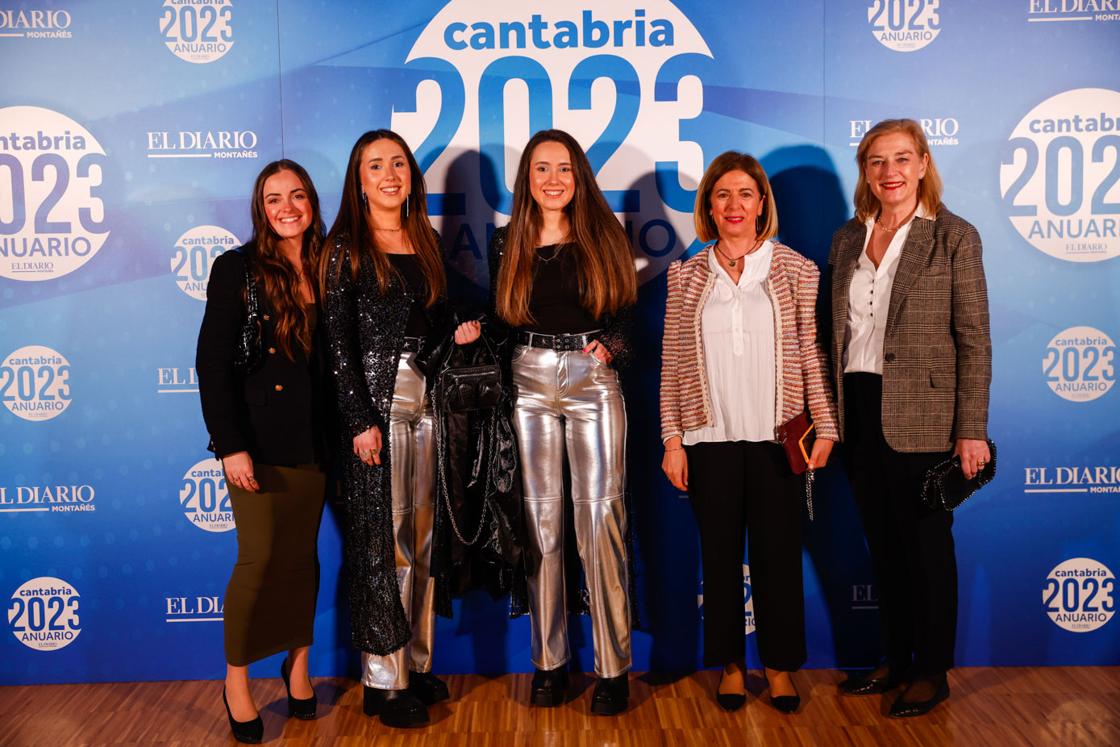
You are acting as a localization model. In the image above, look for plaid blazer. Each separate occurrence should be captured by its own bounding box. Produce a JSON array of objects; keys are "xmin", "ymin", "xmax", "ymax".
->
[
  {"xmin": 660, "ymin": 243, "xmax": 839, "ymax": 444},
  {"xmin": 828, "ymin": 209, "xmax": 992, "ymax": 453}
]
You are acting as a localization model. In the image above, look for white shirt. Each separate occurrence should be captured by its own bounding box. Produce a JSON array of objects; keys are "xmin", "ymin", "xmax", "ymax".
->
[
  {"xmin": 684, "ymin": 241, "xmax": 776, "ymax": 445},
  {"xmin": 844, "ymin": 205, "xmax": 927, "ymax": 374}
]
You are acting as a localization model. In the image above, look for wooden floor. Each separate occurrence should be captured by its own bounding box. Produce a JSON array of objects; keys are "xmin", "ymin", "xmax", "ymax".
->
[{"xmin": 2, "ymin": 668, "xmax": 1118, "ymax": 746}]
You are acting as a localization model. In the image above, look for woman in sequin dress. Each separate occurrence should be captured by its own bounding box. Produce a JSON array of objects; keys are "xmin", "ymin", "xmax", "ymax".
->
[{"xmin": 320, "ymin": 130, "xmax": 479, "ymax": 729}]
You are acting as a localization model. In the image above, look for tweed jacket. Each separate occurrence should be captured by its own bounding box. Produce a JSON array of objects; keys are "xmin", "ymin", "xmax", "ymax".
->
[
  {"xmin": 660, "ymin": 243, "xmax": 838, "ymax": 444},
  {"xmin": 828, "ymin": 209, "xmax": 991, "ymax": 453}
]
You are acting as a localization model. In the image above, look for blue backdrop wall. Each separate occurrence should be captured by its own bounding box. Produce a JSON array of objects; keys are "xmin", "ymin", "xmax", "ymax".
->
[{"xmin": 1, "ymin": 0, "xmax": 1118, "ymax": 685}]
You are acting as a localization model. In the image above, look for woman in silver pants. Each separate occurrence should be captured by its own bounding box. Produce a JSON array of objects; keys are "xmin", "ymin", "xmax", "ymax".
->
[
  {"xmin": 488, "ymin": 129, "xmax": 637, "ymax": 715},
  {"xmin": 322, "ymin": 129, "xmax": 480, "ymax": 728}
]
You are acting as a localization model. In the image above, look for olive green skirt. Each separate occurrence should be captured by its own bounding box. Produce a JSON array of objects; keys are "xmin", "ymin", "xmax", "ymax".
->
[{"xmin": 224, "ymin": 463, "xmax": 326, "ymax": 667}]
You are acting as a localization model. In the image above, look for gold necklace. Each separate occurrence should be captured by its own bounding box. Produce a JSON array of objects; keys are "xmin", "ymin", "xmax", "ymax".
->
[
  {"xmin": 875, "ymin": 204, "xmax": 918, "ymax": 233},
  {"xmin": 714, "ymin": 238, "xmax": 762, "ymax": 268}
]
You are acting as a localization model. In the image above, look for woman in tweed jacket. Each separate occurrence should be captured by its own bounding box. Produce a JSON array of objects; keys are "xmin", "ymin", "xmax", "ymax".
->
[
  {"xmin": 660, "ymin": 152, "xmax": 838, "ymax": 713},
  {"xmin": 830, "ymin": 119, "xmax": 991, "ymax": 718}
]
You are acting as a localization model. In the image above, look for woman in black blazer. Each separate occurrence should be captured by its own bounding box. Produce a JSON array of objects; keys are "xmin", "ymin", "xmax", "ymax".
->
[{"xmin": 196, "ymin": 159, "xmax": 327, "ymax": 743}]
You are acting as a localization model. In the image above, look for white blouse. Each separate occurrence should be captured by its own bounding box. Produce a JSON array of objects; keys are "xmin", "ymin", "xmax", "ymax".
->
[
  {"xmin": 844, "ymin": 205, "xmax": 927, "ymax": 374},
  {"xmin": 684, "ymin": 241, "xmax": 776, "ymax": 445}
]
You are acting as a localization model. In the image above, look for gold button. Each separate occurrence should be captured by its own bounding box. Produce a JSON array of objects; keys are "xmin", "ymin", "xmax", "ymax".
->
[
  {"xmin": 263, "ymin": 314, "xmax": 270, "ymax": 321},
  {"xmin": 274, "ymin": 384, "xmax": 283, "ymax": 392},
  {"xmin": 268, "ymin": 347, "xmax": 276, "ymax": 354}
]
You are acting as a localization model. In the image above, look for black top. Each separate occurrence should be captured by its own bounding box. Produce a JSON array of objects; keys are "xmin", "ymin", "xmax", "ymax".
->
[
  {"xmin": 388, "ymin": 253, "xmax": 429, "ymax": 337},
  {"xmin": 196, "ymin": 244, "xmax": 326, "ymax": 466},
  {"xmin": 525, "ymin": 243, "xmax": 599, "ymax": 334},
  {"xmin": 487, "ymin": 226, "xmax": 635, "ymax": 369}
]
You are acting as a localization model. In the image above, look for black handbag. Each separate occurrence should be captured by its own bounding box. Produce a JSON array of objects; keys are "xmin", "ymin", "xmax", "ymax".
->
[
  {"xmin": 232, "ymin": 254, "xmax": 263, "ymax": 373},
  {"xmin": 920, "ymin": 439, "xmax": 997, "ymax": 511},
  {"xmin": 438, "ymin": 336, "xmax": 502, "ymax": 412}
]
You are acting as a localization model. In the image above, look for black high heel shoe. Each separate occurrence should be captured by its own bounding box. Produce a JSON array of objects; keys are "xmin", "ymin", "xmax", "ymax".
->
[
  {"xmin": 767, "ymin": 672, "xmax": 800, "ymax": 714},
  {"xmin": 222, "ymin": 687, "xmax": 263, "ymax": 744},
  {"xmin": 280, "ymin": 657, "xmax": 317, "ymax": 720},
  {"xmin": 715, "ymin": 669, "xmax": 746, "ymax": 712}
]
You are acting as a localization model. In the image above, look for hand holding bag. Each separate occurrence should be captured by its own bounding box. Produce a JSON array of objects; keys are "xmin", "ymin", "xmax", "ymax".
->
[
  {"xmin": 439, "ymin": 335, "xmax": 502, "ymax": 412},
  {"xmin": 776, "ymin": 410, "xmax": 816, "ymax": 475},
  {"xmin": 775, "ymin": 410, "xmax": 818, "ymax": 520},
  {"xmin": 920, "ymin": 439, "xmax": 997, "ymax": 511}
]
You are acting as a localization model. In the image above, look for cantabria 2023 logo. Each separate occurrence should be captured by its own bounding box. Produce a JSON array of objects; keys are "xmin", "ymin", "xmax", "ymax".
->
[
  {"xmin": 867, "ymin": 0, "xmax": 942, "ymax": 52},
  {"xmin": 0, "ymin": 106, "xmax": 110, "ymax": 281},
  {"xmin": 1001, "ymin": 88, "xmax": 1120, "ymax": 263},
  {"xmin": 391, "ymin": 1, "xmax": 715, "ymax": 285}
]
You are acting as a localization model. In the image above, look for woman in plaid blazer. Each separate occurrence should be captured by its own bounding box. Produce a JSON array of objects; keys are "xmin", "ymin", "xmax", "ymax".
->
[
  {"xmin": 660, "ymin": 152, "xmax": 838, "ymax": 713},
  {"xmin": 830, "ymin": 119, "xmax": 992, "ymax": 718}
]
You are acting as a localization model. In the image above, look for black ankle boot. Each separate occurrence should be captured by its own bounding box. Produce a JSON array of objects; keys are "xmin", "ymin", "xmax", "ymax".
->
[
  {"xmin": 590, "ymin": 674, "xmax": 629, "ymax": 716},
  {"xmin": 409, "ymin": 671, "xmax": 450, "ymax": 705},
  {"xmin": 222, "ymin": 687, "xmax": 263, "ymax": 744},
  {"xmin": 530, "ymin": 667, "xmax": 569, "ymax": 707},
  {"xmin": 280, "ymin": 657, "xmax": 317, "ymax": 720},
  {"xmin": 363, "ymin": 685, "xmax": 430, "ymax": 728}
]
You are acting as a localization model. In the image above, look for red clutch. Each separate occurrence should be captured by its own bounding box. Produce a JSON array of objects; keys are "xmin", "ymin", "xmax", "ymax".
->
[{"xmin": 776, "ymin": 411, "xmax": 815, "ymax": 475}]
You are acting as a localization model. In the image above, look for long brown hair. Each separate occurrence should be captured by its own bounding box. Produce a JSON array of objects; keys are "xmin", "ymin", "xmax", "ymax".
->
[
  {"xmin": 693, "ymin": 151, "xmax": 779, "ymax": 242},
  {"xmin": 248, "ymin": 159, "xmax": 324, "ymax": 359},
  {"xmin": 854, "ymin": 118, "xmax": 943, "ymax": 222},
  {"xmin": 496, "ymin": 129, "xmax": 636, "ymax": 326},
  {"xmin": 323, "ymin": 129, "xmax": 444, "ymax": 305}
]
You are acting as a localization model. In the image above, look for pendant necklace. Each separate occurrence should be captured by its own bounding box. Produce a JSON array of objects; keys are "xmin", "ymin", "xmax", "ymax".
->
[{"xmin": 714, "ymin": 238, "xmax": 762, "ymax": 269}]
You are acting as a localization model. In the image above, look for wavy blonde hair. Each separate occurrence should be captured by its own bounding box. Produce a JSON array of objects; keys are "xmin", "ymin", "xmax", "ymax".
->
[{"xmin": 854, "ymin": 119, "xmax": 943, "ymax": 222}]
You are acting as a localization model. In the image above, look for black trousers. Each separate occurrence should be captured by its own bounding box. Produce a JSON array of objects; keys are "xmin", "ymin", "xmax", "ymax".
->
[
  {"xmin": 685, "ymin": 440, "xmax": 806, "ymax": 671},
  {"xmin": 843, "ymin": 373, "xmax": 957, "ymax": 677}
]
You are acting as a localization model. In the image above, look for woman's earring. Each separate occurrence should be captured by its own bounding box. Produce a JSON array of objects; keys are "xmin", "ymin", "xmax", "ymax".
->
[
  {"xmin": 403, "ymin": 194, "xmax": 410, "ymax": 219},
  {"xmin": 360, "ymin": 191, "xmax": 369, "ymax": 210}
]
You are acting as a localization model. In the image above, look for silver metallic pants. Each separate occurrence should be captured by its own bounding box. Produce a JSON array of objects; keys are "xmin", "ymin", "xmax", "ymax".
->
[
  {"xmin": 512, "ymin": 345, "xmax": 632, "ymax": 678},
  {"xmin": 361, "ymin": 353, "xmax": 436, "ymax": 690}
]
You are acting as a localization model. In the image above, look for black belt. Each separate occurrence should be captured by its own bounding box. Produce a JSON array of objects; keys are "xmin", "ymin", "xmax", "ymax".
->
[
  {"xmin": 516, "ymin": 330, "xmax": 601, "ymax": 352},
  {"xmin": 401, "ymin": 336, "xmax": 424, "ymax": 353}
]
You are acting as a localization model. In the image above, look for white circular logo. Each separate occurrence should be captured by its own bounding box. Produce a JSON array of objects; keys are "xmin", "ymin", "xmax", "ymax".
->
[
  {"xmin": 0, "ymin": 105, "xmax": 109, "ymax": 281},
  {"xmin": 393, "ymin": 0, "xmax": 713, "ymax": 285},
  {"xmin": 1, "ymin": 345, "xmax": 72, "ymax": 422},
  {"xmin": 172, "ymin": 225, "xmax": 239, "ymax": 300},
  {"xmin": 1043, "ymin": 326, "xmax": 1116, "ymax": 402},
  {"xmin": 160, "ymin": 0, "xmax": 234, "ymax": 64},
  {"xmin": 180, "ymin": 458, "xmax": 234, "ymax": 533},
  {"xmin": 1044, "ymin": 558, "xmax": 1116, "ymax": 633},
  {"xmin": 697, "ymin": 563, "xmax": 755, "ymax": 635},
  {"xmin": 1000, "ymin": 88, "xmax": 1120, "ymax": 263},
  {"xmin": 8, "ymin": 577, "xmax": 81, "ymax": 651},
  {"xmin": 867, "ymin": 0, "xmax": 942, "ymax": 52}
]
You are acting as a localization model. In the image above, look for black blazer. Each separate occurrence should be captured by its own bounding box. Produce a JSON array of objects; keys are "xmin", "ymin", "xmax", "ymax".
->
[{"xmin": 196, "ymin": 243, "xmax": 325, "ymax": 465}]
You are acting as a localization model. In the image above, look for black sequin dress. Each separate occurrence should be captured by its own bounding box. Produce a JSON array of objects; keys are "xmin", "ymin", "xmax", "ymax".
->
[{"xmin": 322, "ymin": 235, "xmax": 451, "ymax": 656}]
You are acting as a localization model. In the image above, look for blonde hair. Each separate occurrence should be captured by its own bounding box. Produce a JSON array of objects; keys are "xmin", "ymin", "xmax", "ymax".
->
[
  {"xmin": 693, "ymin": 152, "xmax": 779, "ymax": 243},
  {"xmin": 854, "ymin": 118, "xmax": 943, "ymax": 222}
]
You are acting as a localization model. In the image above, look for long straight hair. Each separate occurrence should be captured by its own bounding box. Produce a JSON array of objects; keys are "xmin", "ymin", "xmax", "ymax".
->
[
  {"xmin": 248, "ymin": 159, "xmax": 324, "ymax": 359},
  {"xmin": 323, "ymin": 129, "xmax": 444, "ymax": 305},
  {"xmin": 496, "ymin": 129, "xmax": 636, "ymax": 326}
]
